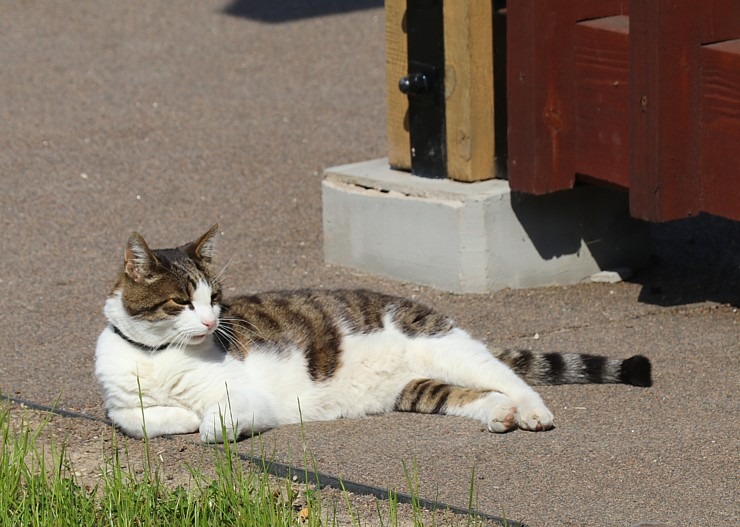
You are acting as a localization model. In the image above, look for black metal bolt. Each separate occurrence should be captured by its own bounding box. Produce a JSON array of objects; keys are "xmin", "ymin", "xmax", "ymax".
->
[{"xmin": 399, "ymin": 73, "xmax": 430, "ymax": 95}]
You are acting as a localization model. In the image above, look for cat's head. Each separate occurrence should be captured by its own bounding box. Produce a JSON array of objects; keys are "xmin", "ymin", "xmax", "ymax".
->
[{"xmin": 104, "ymin": 224, "xmax": 223, "ymax": 349}]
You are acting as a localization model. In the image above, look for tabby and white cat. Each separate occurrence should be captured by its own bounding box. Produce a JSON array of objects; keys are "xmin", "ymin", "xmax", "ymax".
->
[{"xmin": 95, "ymin": 225, "xmax": 651, "ymax": 443}]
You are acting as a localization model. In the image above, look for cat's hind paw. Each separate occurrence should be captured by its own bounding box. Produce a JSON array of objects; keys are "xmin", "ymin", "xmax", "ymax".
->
[{"xmin": 484, "ymin": 393, "xmax": 518, "ymax": 433}]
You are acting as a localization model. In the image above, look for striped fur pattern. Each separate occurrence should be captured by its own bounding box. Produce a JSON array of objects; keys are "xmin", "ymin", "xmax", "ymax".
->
[
  {"xmin": 95, "ymin": 225, "xmax": 652, "ymax": 442},
  {"xmin": 492, "ymin": 348, "xmax": 651, "ymax": 387}
]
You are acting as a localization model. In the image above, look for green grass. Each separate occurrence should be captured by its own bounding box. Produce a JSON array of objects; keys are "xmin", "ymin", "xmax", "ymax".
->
[
  {"xmin": 0, "ymin": 402, "xmax": 508, "ymax": 527},
  {"xmin": 0, "ymin": 402, "xmax": 331, "ymax": 527},
  {"xmin": 0, "ymin": 400, "xmax": 342, "ymax": 527}
]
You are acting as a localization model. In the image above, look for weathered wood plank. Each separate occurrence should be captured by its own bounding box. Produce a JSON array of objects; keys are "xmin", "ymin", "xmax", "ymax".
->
[
  {"xmin": 697, "ymin": 0, "xmax": 740, "ymax": 43},
  {"xmin": 700, "ymin": 39, "xmax": 740, "ymax": 221},
  {"xmin": 574, "ymin": 16, "xmax": 630, "ymax": 188},
  {"xmin": 385, "ymin": 0, "xmax": 411, "ymax": 171},
  {"xmin": 443, "ymin": 0, "xmax": 495, "ymax": 182},
  {"xmin": 630, "ymin": 1, "xmax": 702, "ymax": 221},
  {"xmin": 507, "ymin": 0, "xmax": 627, "ymax": 195}
]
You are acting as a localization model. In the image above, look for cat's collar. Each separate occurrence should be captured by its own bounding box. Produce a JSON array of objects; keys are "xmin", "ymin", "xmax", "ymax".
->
[{"xmin": 110, "ymin": 324, "xmax": 169, "ymax": 352}]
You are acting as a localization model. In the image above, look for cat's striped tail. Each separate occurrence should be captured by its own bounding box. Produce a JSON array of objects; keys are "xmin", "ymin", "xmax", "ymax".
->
[{"xmin": 492, "ymin": 349, "xmax": 652, "ymax": 387}]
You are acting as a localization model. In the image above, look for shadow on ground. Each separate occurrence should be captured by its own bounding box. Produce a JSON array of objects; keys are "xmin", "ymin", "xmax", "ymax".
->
[
  {"xmin": 634, "ymin": 214, "xmax": 740, "ymax": 307},
  {"xmin": 222, "ymin": 0, "xmax": 383, "ymax": 23}
]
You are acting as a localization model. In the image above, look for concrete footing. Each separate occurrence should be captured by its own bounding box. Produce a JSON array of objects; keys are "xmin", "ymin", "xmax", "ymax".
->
[{"xmin": 322, "ymin": 158, "xmax": 650, "ymax": 293}]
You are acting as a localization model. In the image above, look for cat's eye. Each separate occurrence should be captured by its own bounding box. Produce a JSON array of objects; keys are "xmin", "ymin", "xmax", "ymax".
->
[
  {"xmin": 170, "ymin": 298, "xmax": 193, "ymax": 309},
  {"xmin": 211, "ymin": 292, "xmax": 222, "ymax": 304}
]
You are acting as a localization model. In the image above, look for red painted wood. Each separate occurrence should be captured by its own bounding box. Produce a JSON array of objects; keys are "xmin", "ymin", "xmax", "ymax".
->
[
  {"xmin": 507, "ymin": 1, "xmax": 627, "ymax": 195},
  {"xmin": 507, "ymin": 0, "xmax": 740, "ymax": 221},
  {"xmin": 574, "ymin": 16, "xmax": 630, "ymax": 188},
  {"xmin": 628, "ymin": 0, "xmax": 740, "ymax": 221},
  {"xmin": 629, "ymin": 1, "xmax": 703, "ymax": 221},
  {"xmin": 700, "ymin": 39, "xmax": 740, "ymax": 221},
  {"xmin": 697, "ymin": 0, "xmax": 740, "ymax": 43},
  {"xmin": 507, "ymin": 0, "xmax": 575, "ymax": 194}
]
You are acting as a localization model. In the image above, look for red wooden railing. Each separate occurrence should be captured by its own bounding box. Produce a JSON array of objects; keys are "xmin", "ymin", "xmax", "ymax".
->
[{"xmin": 507, "ymin": 0, "xmax": 740, "ymax": 222}]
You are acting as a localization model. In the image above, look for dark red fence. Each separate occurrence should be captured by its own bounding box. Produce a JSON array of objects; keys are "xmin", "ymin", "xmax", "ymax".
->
[{"xmin": 507, "ymin": 0, "xmax": 740, "ymax": 222}]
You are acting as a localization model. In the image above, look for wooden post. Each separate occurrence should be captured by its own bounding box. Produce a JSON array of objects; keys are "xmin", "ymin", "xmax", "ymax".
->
[
  {"xmin": 509, "ymin": 0, "xmax": 578, "ymax": 194},
  {"xmin": 629, "ymin": 1, "xmax": 702, "ymax": 221},
  {"xmin": 385, "ymin": 0, "xmax": 498, "ymax": 182},
  {"xmin": 385, "ymin": 0, "xmax": 411, "ymax": 171},
  {"xmin": 630, "ymin": 0, "xmax": 740, "ymax": 221},
  {"xmin": 507, "ymin": 1, "xmax": 627, "ymax": 195},
  {"xmin": 443, "ymin": 0, "xmax": 495, "ymax": 182}
]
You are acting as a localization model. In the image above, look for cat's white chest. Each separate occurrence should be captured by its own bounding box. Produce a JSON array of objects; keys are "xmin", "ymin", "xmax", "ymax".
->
[{"xmin": 95, "ymin": 326, "xmax": 228, "ymax": 414}]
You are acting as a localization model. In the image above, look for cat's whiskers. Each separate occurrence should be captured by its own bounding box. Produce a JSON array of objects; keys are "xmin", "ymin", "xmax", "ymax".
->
[
  {"xmin": 214, "ymin": 321, "xmax": 253, "ymax": 356},
  {"xmin": 213, "ymin": 254, "xmax": 235, "ymax": 285},
  {"xmin": 173, "ymin": 333, "xmax": 192, "ymax": 354},
  {"xmin": 215, "ymin": 320, "xmax": 251, "ymax": 347},
  {"xmin": 214, "ymin": 329, "xmax": 241, "ymax": 354},
  {"xmin": 220, "ymin": 316, "xmax": 266, "ymax": 342},
  {"xmin": 150, "ymin": 328, "xmax": 182, "ymax": 351}
]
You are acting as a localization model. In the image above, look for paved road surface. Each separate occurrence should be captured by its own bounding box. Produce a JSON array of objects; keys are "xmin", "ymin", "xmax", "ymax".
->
[{"xmin": 1, "ymin": 2, "xmax": 738, "ymax": 525}]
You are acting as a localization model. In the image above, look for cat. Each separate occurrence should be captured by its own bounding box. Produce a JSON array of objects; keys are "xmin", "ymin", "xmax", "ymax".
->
[{"xmin": 95, "ymin": 225, "xmax": 652, "ymax": 443}]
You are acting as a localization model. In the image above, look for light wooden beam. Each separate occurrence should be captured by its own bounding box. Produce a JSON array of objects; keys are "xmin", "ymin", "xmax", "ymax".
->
[
  {"xmin": 443, "ymin": 0, "xmax": 495, "ymax": 182},
  {"xmin": 385, "ymin": 0, "xmax": 411, "ymax": 171},
  {"xmin": 385, "ymin": 0, "xmax": 498, "ymax": 181}
]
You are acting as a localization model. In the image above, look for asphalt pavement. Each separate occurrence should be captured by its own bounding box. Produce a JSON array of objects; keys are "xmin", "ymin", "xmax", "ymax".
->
[{"xmin": 1, "ymin": 2, "xmax": 738, "ymax": 526}]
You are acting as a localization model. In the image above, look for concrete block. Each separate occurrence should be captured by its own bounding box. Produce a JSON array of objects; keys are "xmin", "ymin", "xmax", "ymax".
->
[{"xmin": 322, "ymin": 158, "xmax": 650, "ymax": 293}]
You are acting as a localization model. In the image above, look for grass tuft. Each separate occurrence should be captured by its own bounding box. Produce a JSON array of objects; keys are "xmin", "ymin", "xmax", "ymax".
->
[
  {"xmin": 0, "ymin": 401, "xmax": 327, "ymax": 526},
  {"xmin": 0, "ymin": 399, "xmax": 511, "ymax": 527}
]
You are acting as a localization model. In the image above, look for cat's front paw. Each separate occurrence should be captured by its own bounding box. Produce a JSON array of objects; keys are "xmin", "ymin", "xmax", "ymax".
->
[
  {"xmin": 515, "ymin": 403, "xmax": 555, "ymax": 432},
  {"xmin": 199, "ymin": 404, "xmax": 239, "ymax": 443},
  {"xmin": 199, "ymin": 422, "xmax": 224, "ymax": 443}
]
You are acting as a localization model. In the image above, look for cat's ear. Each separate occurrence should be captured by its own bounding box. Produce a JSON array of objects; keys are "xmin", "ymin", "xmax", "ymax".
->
[
  {"xmin": 186, "ymin": 224, "xmax": 219, "ymax": 264},
  {"xmin": 124, "ymin": 232, "xmax": 158, "ymax": 283}
]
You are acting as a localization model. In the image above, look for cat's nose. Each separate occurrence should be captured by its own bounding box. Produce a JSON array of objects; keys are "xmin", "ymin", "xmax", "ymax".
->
[{"xmin": 202, "ymin": 318, "xmax": 217, "ymax": 330}]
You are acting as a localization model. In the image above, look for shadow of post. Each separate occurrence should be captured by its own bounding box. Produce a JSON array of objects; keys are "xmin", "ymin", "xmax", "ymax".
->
[
  {"xmin": 510, "ymin": 185, "xmax": 650, "ymax": 265},
  {"xmin": 636, "ymin": 214, "xmax": 740, "ymax": 307},
  {"xmin": 222, "ymin": 0, "xmax": 384, "ymax": 23},
  {"xmin": 512, "ymin": 188, "xmax": 740, "ymax": 307}
]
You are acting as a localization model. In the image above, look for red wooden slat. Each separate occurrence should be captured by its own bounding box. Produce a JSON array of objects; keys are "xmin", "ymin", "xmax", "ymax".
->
[
  {"xmin": 574, "ymin": 16, "xmax": 630, "ymax": 188},
  {"xmin": 700, "ymin": 39, "xmax": 740, "ymax": 221},
  {"xmin": 507, "ymin": 0, "xmax": 628, "ymax": 195},
  {"xmin": 507, "ymin": 0, "xmax": 575, "ymax": 194},
  {"xmin": 630, "ymin": 1, "xmax": 703, "ymax": 221},
  {"xmin": 698, "ymin": 0, "xmax": 740, "ymax": 43}
]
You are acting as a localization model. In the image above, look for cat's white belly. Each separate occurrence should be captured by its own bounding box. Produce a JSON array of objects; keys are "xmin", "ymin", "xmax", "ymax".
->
[
  {"xmin": 217, "ymin": 329, "xmax": 417, "ymax": 425},
  {"xmin": 95, "ymin": 325, "xmax": 413, "ymax": 434},
  {"xmin": 306, "ymin": 328, "xmax": 416, "ymax": 420}
]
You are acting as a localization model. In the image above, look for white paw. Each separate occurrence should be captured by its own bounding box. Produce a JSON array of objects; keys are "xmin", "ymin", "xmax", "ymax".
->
[
  {"xmin": 484, "ymin": 393, "xmax": 518, "ymax": 433},
  {"xmin": 199, "ymin": 424, "xmax": 222, "ymax": 443},
  {"xmin": 199, "ymin": 404, "xmax": 239, "ymax": 443},
  {"xmin": 515, "ymin": 404, "xmax": 555, "ymax": 431}
]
